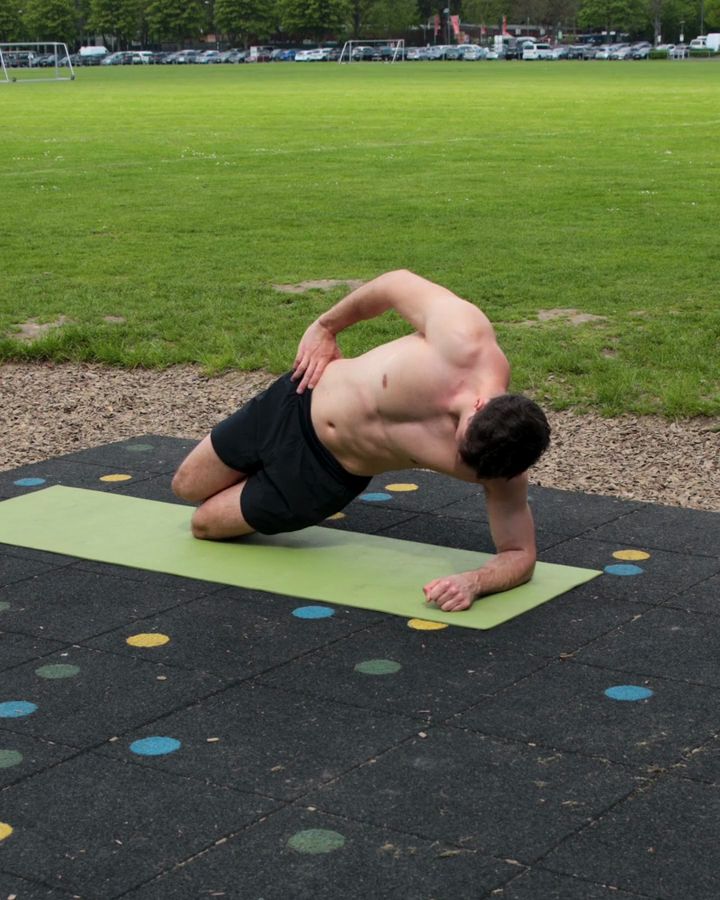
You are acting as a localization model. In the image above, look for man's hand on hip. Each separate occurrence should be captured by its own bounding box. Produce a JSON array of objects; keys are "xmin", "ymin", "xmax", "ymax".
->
[{"xmin": 291, "ymin": 321, "xmax": 342, "ymax": 393}]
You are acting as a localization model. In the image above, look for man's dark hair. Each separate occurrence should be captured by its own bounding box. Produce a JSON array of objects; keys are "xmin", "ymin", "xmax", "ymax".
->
[{"xmin": 459, "ymin": 394, "xmax": 551, "ymax": 480}]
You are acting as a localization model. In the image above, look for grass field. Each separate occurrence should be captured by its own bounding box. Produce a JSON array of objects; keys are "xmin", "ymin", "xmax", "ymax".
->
[{"xmin": 1, "ymin": 61, "xmax": 718, "ymax": 416}]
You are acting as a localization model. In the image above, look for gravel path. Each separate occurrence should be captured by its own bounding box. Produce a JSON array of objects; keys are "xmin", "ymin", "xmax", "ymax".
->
[{"xmin": 1, "ymin": 361, "xmax": 718, "ymax": 512}]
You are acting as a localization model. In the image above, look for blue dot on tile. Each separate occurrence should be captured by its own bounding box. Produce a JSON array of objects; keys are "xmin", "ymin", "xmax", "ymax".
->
[
  {"xmin": 605, "ymin": 685, "xmax": 654, "ymax": 702},
  {"xmin": 0, "ymin": 701, "xmax": 38, "ymax": 718},
  {"xmin": 604, "ymin": 564, "xmax": 644, "ymax": 577},
  {"xmin": 360, "ymin": 492, "xmax": 392, "ymax": 502},
  {"xmin": 13, "ymin": 477, "xmax": 46, "ymax": 488},
  {"xmin": 293, "ymin": 606, "xmax": 335, "ymax": 619},
  {"xmin": 130, "ymin": 736, "xmax": 181, "ymax": 756}
]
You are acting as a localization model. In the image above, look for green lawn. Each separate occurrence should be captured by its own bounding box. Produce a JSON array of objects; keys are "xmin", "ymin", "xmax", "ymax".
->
[{"xmin": 1, "ymin": 61, "xmax": 718, "ymax": 416}]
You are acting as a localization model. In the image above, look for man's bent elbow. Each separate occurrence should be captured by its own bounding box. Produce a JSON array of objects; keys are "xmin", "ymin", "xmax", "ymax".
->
[
  {"xmin": 519, "ymin": 568, "xmax": 535, "ymax": 587},
  {"xmin": 504, "ymin": 548, "xmax": 535, "ymax": 587},
  {"xmin": 520, "ymin": 554, "xmax": 536, "ymax": 585}
]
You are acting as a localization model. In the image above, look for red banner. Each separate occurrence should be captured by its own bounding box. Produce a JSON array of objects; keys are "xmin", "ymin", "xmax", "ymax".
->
[
  {"xmin": 502, "ymin": 15, "xmax": 510, "ymax": 36},
  {"xmin": 451, "ymin": 15, "xmax": 460, "ymax": 37},
  {"xmin": 434, "ymin": 14, "xmax": 440, "ymax": 36}
]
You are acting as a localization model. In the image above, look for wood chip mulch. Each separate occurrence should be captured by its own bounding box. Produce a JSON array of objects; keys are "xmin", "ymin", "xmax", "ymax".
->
[{"xmin": 1, "ymin": 362, "xmax": 718, "ymax": 513}]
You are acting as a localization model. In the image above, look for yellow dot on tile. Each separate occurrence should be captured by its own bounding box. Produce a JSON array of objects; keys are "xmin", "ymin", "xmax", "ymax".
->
[
  {"xmin": 0, "ymin": 822, "xmax": 13, "ymax": 841},
  {"xmin": 385, "ymin": 483, "xmax": 419, "ymax": 492},
  {"xmin": 613, "ymin": 549, "xmax": 651, "ymax": 561},
  {"xmin": 126, "ymin": 633, "xmax": 170, "ymax": 648},
  {"xmin": 408, "ymin": 619, "xmax": 448, "ymax": 631},
  {"xmin": 326, "ymin": 512, "xmax": 346, "ymax": 520},
  {"xmin": 100, "ymin": 474, "xmax": 132, "ymax": 483}
]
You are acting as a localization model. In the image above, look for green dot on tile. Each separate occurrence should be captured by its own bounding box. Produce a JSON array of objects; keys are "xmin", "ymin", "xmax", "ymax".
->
[
  {"xmin": 0, "ymin": 750, "xmax": 23, "ymax": 769},
  {"xmin": 125, "ymin": 443, "xmax": 154, "ymax": 453},
  {"xmin": 354, "ymin": 659, "xmax": 402, "ymax": 676},
  {"xmin": 287, "ymin": 829, "xmax": 346, "ymax": 854},
  {"xmin": 35, "ymin": 664, "xmax": 80, "ymax": 680},
  {"xmin": 0, "ymin": 602, "xmax": 10, "ymax": 613}
]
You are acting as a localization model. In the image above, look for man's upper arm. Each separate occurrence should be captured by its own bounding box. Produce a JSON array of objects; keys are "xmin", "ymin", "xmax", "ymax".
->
[
  {"xmin": 483, "ymin": 473, "xmax": 537, "ymax": 558},
  {"xmin": 387, "ymin": 270, "xmax": 495, "ymax": 363}
]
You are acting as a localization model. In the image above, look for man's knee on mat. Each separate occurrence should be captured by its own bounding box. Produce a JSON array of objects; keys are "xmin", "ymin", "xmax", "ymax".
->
[
  {"xmin": 188, "ymin": 484, "xmax": 256, "ymax": 541},
  {"xmin": 190, "ymin": 506, "xmax": 212, "ymax": 540}
]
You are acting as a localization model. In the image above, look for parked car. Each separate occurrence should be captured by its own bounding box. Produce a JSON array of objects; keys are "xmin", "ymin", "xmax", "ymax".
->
[
  {"xmin": 405, "ymin": 47, "xmax": 429, "ymax": 60},
  {"xmin": 631, "ymin": 42, "xmax": 652, "ymax": 59},
  {"xmin": 609, "ymin": 44, "xmax": 632, "ymax": 59},
  {"xmin": 225, "ymin": 50, "xmax": 247, "ymax": 63},
  {"xmin": 523, "ymin": 42, "xmax": 553, "ymax": 60},
  {"xmin": 459, "ymin": 45, "xmax": 487, "ymax": 60},
  {"xmin": 79, "ymin": 45, "xmax": 108, "ymax": 64},
  {"xmin": 351, "ymin": 45, "xmax": 381, "ymax": 61},
  {"xmin": 594, "ymin": 45, "xmax": 612, "ymax": 59},
  {"xmin": 247, "ymin": 49, "xmax": 273, "ymax": 62},
  {"xmin": 295, "ymin": 48, "xmax": 323, "ymax": 62},
  {"xmin": 195, "ymin": 50, "xmax": 221, "ymax": 64},
  {"xmin": 378, "ymin": 44, "xmax": 403, "ymax": 60},
  {"xmin": 101, "ymin": 51, "xmax": 133, "ymax": 65},
  {"xmin": 428, "ymin": 45, "xmax": 466, "ymax": 59},
  {"xmin": 173, "ymin": 50, "xmax": 200, "ymax": 64},
  {"xmin": 504, "ymin": 38, "xmax": 536, "ymax": 60}
]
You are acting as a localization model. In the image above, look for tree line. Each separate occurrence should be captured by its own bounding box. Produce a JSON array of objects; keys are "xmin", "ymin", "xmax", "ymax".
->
[{"xmin": 0, "ymin": 0, "xmax": 714, "ymax": 49}]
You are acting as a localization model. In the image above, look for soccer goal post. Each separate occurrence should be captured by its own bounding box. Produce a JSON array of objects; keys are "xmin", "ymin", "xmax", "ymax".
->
[
  {"xmin": 0, "ymin": 42, "xmax": 75, "ymax": 83},
  {"xmin": 338, "ymin": 39, "xmax": 405, "ymax": 63}
]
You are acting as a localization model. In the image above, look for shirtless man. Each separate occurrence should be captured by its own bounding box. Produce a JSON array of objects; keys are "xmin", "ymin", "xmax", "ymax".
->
[{"xmin": 172, "ymin": 270, "xmax": 550, "ymax": 612}]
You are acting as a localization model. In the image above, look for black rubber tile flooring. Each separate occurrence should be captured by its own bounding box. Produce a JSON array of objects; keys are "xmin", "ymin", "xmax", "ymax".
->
[{"xmin": 0, "ymin": 435, "xmax": 718, "ymax": 899}]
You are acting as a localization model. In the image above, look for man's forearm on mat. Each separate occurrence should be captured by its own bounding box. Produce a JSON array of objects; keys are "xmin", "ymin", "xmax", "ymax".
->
[{"xmin": 468, "ymin": 549, "xmax": 536, "ymax": 597}]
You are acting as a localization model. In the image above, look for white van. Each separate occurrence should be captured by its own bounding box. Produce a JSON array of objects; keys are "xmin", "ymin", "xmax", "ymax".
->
[
  {"xmin": 79, "ymin": 46, "xmax": 109, "ymax": 59},
  {"xmin": 295, "ymin": 48, "xmax": 323, "ymax": 62},
  {"xmin": 523, "ymin": 43, "xmax": 553, "ymax": 60},
  {"xmin": 689, "ymin": 36, "xmax": 707, "ymax": 49}
]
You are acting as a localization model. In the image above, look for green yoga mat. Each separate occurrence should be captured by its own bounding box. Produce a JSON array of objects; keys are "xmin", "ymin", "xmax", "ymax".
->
[{"xmin": 0, "ymin": 486, "xmax": 601, "ymax": 629}]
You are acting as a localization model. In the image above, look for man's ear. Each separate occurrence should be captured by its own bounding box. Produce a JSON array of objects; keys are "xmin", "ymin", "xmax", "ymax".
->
[{"xmin": 473, "ymin": 397, "xmax": 488, "ymax": 412}]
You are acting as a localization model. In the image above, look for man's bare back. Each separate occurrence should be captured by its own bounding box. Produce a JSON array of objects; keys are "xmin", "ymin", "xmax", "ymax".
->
[{"xmin": 173, "ymin": 270, "xmax": 550, "ymax": 613}]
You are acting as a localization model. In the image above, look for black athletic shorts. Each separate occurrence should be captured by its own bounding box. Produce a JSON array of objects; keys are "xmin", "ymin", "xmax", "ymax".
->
[{"xmin": 210, "ymin": 373, "xmax": 371, "ymax": 535}]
